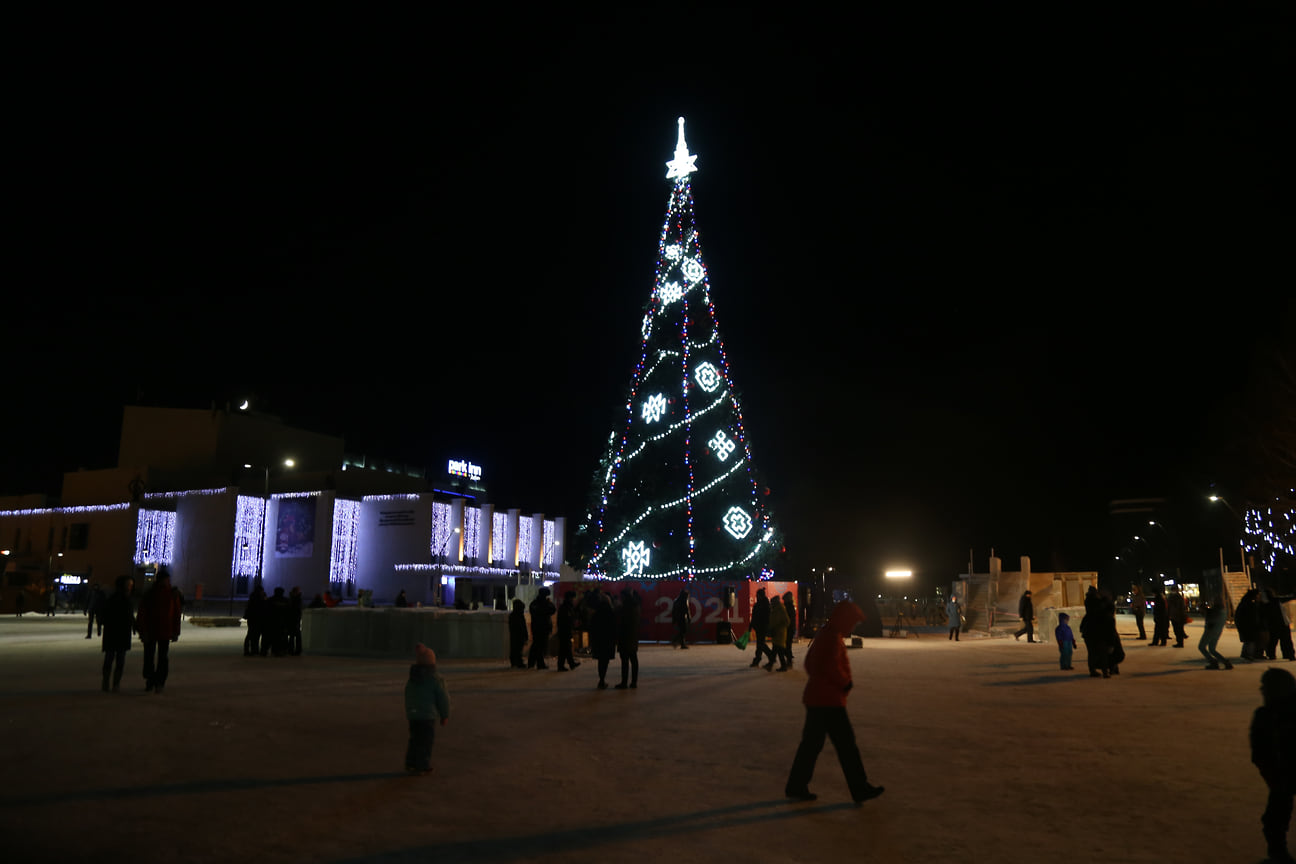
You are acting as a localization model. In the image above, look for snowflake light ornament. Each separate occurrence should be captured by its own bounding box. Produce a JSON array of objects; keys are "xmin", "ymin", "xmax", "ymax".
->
[
  {"xmin": 723, "ymin": 506, "xmax": 753, "ymax": 539},
  {"xmin": 641, "ymin": 393, "xmax": 667, "ymax": 423},
  {"xmin": 709, "ymin": 429, "xmax": 736, "ymax": 461},
  {"xmin": 665, "ymin": 244, "xmax": 683, "ymax": 261},
  {"xmin": 693, "ymin": 362, "xmax": 721, "ymax": 392},
  {"xmin": 681, "ymin": 257, "xmax": 704, "ymax": 284},
  {"xmin": 623, "ymin": 540, "xmax": 651, "ymax": 575},
  {"xmin": 659, "ymin": 281, "xmax": 683, "ymax": 305}
]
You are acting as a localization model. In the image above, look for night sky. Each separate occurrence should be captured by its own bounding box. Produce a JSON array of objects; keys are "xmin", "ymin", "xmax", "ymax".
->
[{"xmin": 8, "ymin": 8, "xmax": 1293, "ymax": 593}]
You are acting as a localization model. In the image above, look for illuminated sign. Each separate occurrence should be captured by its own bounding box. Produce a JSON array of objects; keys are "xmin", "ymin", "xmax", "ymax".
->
[{"xmin": 448, "ymin": 459, "xmax": 482, "ymax": 482}]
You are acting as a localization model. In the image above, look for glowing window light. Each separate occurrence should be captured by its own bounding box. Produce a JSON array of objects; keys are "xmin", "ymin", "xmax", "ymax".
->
[
  {"xmin": 330, "ymin": 499, "xmax": 360, "ymax": 584},
  {"xmin": 430, "ymin": 501, "xmax": 453, "ymax": 556},
  {"xmin": 542, "ymin": 519, "xmax": 556, "ymax": 567},
  {"xmin": 642, "ymin": 393, "xmax": 667, "ymax": 423},
  {"xmin": 463, "ymin": 507, "xmax": 481, "ymax": 560},
  {"xmin": 709, "ymin": 429, "xmax": 735, "ymax": 460},
  {"xmin": 231, "ymin": 496, "xmax": 265, "ymax": 577},
  {"xmin": 518, "ymin": 516, "xmax": 533, "ymax": 565},
  {"xmin": 492, "ymin": 511, "xmax": 507, "ymax": 562},
  {"xmin": 885, "ymin": 570, "xmax": 913, "ymax": 579},
  {"xmin": 693, "ymin": 362, "xmax": 721, "ymax": 392},
  {"xmin": 723, "ymin": 506, "xmax": 753, "ymax": 539},
  {"xmin": 134, "ymin": 509, "xmax": 175, "ymax": 566},
  {"xmin": 623, "ymin": 540, "xmax": 651, "ymax": 575}
]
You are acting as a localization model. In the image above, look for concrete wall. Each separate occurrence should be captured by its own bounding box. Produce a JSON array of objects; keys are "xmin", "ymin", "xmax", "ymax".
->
[{"xmin": 302, "ymin": 607, "xmax": 509, "ymax": 660}]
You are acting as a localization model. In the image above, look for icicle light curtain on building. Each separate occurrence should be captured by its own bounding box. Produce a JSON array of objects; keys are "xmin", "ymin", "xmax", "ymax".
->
[{"xmin": 587, "ymin": 118, "xmax": 780, "ymax": 581}]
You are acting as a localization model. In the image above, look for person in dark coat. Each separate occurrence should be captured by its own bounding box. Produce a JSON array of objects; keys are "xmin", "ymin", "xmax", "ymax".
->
[
  {"xmin": 135, "ymin": 568, "xmax": 182, "ymax": 693},
  {"xmin": 508, "ymin": 598, "xmax": 528, "ymax": 668},
  {"xmin": 1150, "ymin": 588, "xmax": 1170, "ymax": 647},
  {"xmin": 1236, "ymin": 589, "xmax": 1262, "ymax": 661},
  {"xmin": 263, "ymin": 586, "xmax": 290, "ymax": 656},
  {"xmin": 615, "ymin": 588, "xmax": 641, "ymax": 689},
  {"xmin": 1013, "ymin": 590, "xmax": 1035, "ymax": 642},
  {"xmin": 1167, "ymin": 587, "xmax": 1188, "ymax": 648},
  {"xmin": 784, "ymin": 601, "xmax": 885, "ymax": 805},
  {"xmin": 1081, "ymin": 586, "xmax": 1112, "ymax": 678},
  {"xmin": 782, "ymin": 592, "xmax": 798, "ymax": 666},
  {"xmin": 1250, "ymin": 667, "xmax": 1296, "ymax": 863},
  {"xmin": 527, "ymin": 587, "xmax": 555, "ymax": 670},
  {"xmin": 85, "ymin": 582, "xmax": 106, "ymax": 639},
  {"xmin": 750, "ymin": 588, "xmax": 775, "ymax": 668},
  {"xmin": 1129, "ymin": 583, "xmax": 1147, "ymax": 640},
  {"xmin": 100, "ymin": 575, "xmax": 135, "ymax": 692},
  {"xmin": 556, "ymin": 590, "xmax": 581, "ymax": 671},
  {"xmin": 287, "ymin": 586, "xmax": 304, "ymax": 656},
  {"xmin": 589, "ymin": 588, "xmax": 617, "ymax": 689},
  {"xmin": 671, "ymin": 590, "xmax": 691, "ymax": 649},
  {"xmin": 394, "ymin": 589, "xmax": 409, "ymax": 607},
  {"xmin": 243, "ymin": 585, "xmax": 267, "ymax": 657},
  {"xmin": 1263, "ymin": 588, "xmax": 1295, "ymax": 662}
]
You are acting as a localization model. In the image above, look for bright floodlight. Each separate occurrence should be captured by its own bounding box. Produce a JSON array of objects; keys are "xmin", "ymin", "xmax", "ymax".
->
[{"xmin": 885, "ymin": 570, "xmax": 913, "ymax": 579}]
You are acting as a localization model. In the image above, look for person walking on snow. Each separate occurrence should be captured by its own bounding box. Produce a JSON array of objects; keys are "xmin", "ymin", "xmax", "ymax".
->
[
  {"xmin": 784, "ymin": 601, "xmax": 885, "ymax": 805},
  {"xmin": 1013, "ymin": 590, "xmax": 1035, "ymax": 642}
]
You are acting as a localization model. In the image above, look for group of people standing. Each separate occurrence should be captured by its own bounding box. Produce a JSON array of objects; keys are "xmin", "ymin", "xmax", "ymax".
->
[
  {"xmin": 510, "ymin": 585, "xmax": 644, "ymax": 690},
  {"xmin": 242, "ymin": 584, "xmax": 304, "ymax": 657}
]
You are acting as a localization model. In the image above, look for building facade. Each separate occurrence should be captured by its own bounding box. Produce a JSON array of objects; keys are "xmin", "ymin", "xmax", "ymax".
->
[{"xmin": 0, "ymin": 405, "xmax": 566, "ymax": 612}]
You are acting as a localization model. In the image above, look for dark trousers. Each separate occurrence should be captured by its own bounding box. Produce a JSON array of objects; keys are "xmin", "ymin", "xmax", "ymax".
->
[
  {"xmin": 774, "ymin": 642, "xmax": 791, "ymax": 669},
  {"xmin": 528, "ymin": 630, "xmax": 549, "ymax": 668},
  {"xmin": 1151, "ymin": 618, "xmax": 1169, "ymax": 646},
  {"xmin": 102, "ymin": 650, "xmax": 126, "ymax": 688},
  {"xmin": 87, "ymin": 612, "xmax": 101, "ymax": 638},
  {"xmin": 672, "ymin": 623, "xmax": 689, "ymax": 648},
  {"xmin": 1171, "ymin": 620, "xmax": 1188, "ymax": 646},
  {"xmin": 405, "ymin": 718, "xmax": 436, "ymax": 772},
  {"xmin": 948, "ymin": 627, "xmax": 960, "ymax": 641},
  {"xmin": 556, "ymin": 628, "xmax": 576, "ymax": 669},
  {"xmin": 751, "ymin": 629, "xmax": 774, "ymax": 666},
  {"xmin": 244, "ymin": 625, "xmax": 262, "ymax": 656},
  {"xmin": 1133, "ymin": 612, "xmax": 1146, "ymax": 639},
  {"xmin": 288, "ymin": 628, "xmax": 302, "ymax": 656},
  {"xmin": 619, "ymin": 653, "xmax": 639, "ymax": 686},
  {"xmin": 142, "ymin": 640, "xmax": 170, "ymax": 688},
  {"xmin": 509, "ymin": 635, "xmax": 525, "ymax": 667},
  {"xmin": 785, "ymin": 706, "xmax": 871, "ymax": 800},
  {"xmin": 1262, "ymin": 785, "xmax": 1293, "ymax": 857},
  {"xmin": 1014, "ymin": 621, "xmax": 1034, "ymax": 641},
  {"xmin": 597, "ymin": 657, "xmax": 611, "ymax": 684}
]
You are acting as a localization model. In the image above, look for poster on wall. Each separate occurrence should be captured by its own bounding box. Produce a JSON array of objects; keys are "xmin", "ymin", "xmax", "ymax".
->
[{"xmin": 274, "ymin": 497, "xmax": 316, "ymax": 558}]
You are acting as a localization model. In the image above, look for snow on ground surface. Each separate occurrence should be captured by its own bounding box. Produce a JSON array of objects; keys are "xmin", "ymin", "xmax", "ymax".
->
[{"xmin": 0, "ymin": 613, "xmax": 1286, "ymax": 864}]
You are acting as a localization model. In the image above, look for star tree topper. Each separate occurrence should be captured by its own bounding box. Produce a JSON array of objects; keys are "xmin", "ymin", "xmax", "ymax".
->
[{"xmin": 665, "ymin": 116, "xmax": 698, "ymax": 180}]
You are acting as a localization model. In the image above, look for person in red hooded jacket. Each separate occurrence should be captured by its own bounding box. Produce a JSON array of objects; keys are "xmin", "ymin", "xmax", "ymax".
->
[
  {"xmin": 135, "ymin": 568, "xmax": 182, "ymax": 694},
  {"xmin": 784, "ymin": 601, "xmax": 885, "ymax": 804}
]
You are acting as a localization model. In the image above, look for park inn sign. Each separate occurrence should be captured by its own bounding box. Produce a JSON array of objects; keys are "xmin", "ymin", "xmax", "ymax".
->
[{"xmin": 447, "ymin": 459, "xmax": 482, "ymax": 482}]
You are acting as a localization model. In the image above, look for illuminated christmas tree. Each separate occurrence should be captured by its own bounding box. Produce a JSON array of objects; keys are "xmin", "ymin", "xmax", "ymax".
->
[{"xmin": 585, "ymin": 118, "xmax": 781, "ymax": 581}]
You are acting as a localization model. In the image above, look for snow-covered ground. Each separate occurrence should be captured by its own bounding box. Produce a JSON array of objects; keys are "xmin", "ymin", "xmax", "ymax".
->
[{"xmin": 0, "ymin": 613, "xmax": 1286, "ymax": 864}]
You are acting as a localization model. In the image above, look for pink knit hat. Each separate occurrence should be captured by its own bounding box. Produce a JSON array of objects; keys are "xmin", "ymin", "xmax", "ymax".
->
[{"xmin": 415, "ymin": 643, "xmax": 436, "ymax": 665}]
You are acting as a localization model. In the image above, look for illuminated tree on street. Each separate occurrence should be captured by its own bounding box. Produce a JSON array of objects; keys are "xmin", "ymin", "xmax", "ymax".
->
[{"xmin": 583, "ymin": 118, "xmax": 780, "ymax": 581}]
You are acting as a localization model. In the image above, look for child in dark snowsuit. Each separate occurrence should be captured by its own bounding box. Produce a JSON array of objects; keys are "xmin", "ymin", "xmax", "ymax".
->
[
  {"xmin": 1055, "ymin": 613, "xmax": 1077, "ymax": 670},
  {"xmin": 508, "ymin": 599, "xmax": 528, "ymax": 668},
  {"xmin": 404, "ymin": 643, "xmax": 450, "ymax": 775},
  {"xmin": 1251, "ymin": 667, "xmax": 1296, "ymax": 863}
]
